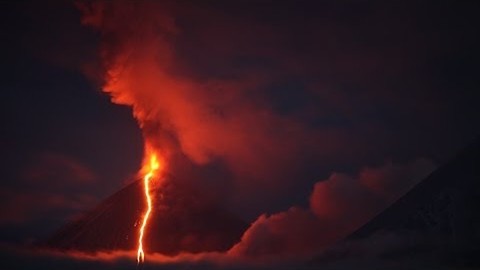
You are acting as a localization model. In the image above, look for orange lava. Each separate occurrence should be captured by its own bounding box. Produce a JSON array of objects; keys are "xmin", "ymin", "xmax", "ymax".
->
[{"xmin": 137, "ymin": 150, "xmax": 162, "ymax": 264}]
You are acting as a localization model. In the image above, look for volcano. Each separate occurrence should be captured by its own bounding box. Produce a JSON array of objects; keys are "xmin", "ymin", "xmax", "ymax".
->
[
  {"xmin": 343, "ymin": 138, "xmax": 480, "ymax": 266},
  {"xmin": 46, "ymin": 175, "xmax": 248, "ymax": 255}
]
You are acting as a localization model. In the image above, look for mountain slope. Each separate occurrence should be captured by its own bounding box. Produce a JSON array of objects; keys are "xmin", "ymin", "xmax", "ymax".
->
[
  {"xmin": 46, "ymin": 175, "xmax": 248, "ymax": 255},
  {"xmin": 347, "ymin": 138, "xmax": 480, "ymax": 265}
]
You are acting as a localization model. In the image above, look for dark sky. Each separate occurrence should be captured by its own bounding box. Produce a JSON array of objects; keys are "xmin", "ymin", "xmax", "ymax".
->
[
  {"xmin": 1, "ymin": 0, "xmax": 144, "ymax": 243},
  {"xmin": 1, "ymin": 0, "xmax": 479, "ymax": 249}
]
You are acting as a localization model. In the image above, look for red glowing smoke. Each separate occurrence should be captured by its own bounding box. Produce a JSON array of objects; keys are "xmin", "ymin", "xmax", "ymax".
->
[{"xmin": 78, "ymin": 0, "xmax": 318, "ymax": 211}]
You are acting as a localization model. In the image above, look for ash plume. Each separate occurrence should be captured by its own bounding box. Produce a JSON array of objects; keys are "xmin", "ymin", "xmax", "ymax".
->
[{"xmin": 77, "ymin": 0, "xmax": 438, "ymax": 261}]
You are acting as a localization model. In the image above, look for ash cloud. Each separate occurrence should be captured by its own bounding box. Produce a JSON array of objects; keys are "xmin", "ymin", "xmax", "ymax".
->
[
  {"xmin": 78, "ymin": 0, "xmax": 440, "ymax": 218},
  {"xmin": 77, "ymin": 0, "xmax": 472, "ymax": 219},
  {"xmin": 78, "ymin": 0, "xmax": 322, "ymax": 214},
  {"xmin": 76, "ymin": 0, "xmax": 473, "ymax": 263}
]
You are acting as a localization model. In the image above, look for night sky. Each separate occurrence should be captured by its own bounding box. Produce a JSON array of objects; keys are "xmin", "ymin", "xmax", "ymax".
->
[{"xmin": 0, "ymin": 0, "xmax": 479, "ymax": 268}]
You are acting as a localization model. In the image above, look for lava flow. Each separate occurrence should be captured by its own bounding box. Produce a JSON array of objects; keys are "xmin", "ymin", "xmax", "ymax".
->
[{"xmin": 137, "ymin": 148, "xmax": 163, "ymax": 264}]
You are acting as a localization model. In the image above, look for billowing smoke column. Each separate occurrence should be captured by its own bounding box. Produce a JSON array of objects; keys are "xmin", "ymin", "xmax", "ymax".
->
[
  {"xmin": 78, "ymin": 1, "xmax": 175, "ymax": 263},
  {"xmin": 78, "ymin": 0, "xmax": 311, "ymax": 196},
  {"xmin": 78, "ymin": 0, "xmax": 436, "ymax": 262},
  {"xmin": 79, "ymin": 1, "xmax": 177, "ymax": 155}
]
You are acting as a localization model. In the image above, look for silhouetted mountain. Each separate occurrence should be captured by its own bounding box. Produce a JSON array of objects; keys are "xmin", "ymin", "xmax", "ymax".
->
[
  {"xmin": 346, "ymin": 138, "xmax": 480, "ymax": 266},
  {"xmin": 46, "ymin": 175, "xmax": 248, "ymax": 255}
]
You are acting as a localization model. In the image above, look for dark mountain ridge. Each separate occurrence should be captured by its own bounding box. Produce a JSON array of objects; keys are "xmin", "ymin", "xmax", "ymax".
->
[{"xmin": 342, "ymin": 138, "xmax": 480, "ymax": 266}]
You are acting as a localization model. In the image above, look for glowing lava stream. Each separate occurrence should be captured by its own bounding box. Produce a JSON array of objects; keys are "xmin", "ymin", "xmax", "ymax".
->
[{"xmin": 137, "ymin": 152, "xmax": 162, "ymax": 264}]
